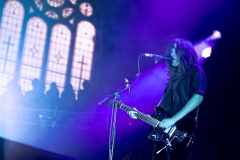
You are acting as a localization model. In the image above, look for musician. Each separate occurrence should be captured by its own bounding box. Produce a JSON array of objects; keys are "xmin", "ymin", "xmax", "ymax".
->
[{"xmin": 128, "ymin": 38, "xmax": 207, "ymax": 160}]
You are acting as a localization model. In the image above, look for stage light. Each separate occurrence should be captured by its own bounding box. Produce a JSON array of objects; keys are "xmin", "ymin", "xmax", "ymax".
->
[
  {"xmin": 213, "ymin": 30, "xmax": 221, "ymax": 39},
  {"xmin": 194, "ymin": 30, "xmax": 222, "ymax": 63},
  {"xmin": 202, "ymin": 47, "xmax": 212, "ymax": 58},
  {"xmin": 207, "ymin": 30, "xmax": 221, "ymax": 41}
]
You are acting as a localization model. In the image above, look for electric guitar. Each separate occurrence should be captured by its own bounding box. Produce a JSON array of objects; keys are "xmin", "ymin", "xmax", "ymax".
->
[{"xmin": 107, "ymin": 100, "xmax": 196, "ymax": 151}]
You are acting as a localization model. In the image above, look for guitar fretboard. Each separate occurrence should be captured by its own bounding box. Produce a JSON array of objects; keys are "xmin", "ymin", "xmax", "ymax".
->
[{"xmin": 119, "ymin": 103, "xmax": 159, "ymax": 127}]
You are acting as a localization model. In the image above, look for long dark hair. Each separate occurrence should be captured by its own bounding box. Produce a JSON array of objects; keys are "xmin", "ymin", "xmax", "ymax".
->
[{"xmin": 165, "ymin": 38, "xmax": 198, "ymax": 90}]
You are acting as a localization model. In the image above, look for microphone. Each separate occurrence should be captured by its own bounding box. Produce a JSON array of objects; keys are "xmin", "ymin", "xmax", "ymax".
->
[{"xmin": 144, "ymin": 53, "xmax": 172, "ymax": 61}]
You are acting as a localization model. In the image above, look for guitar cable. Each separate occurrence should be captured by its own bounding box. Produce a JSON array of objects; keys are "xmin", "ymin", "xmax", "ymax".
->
[
  {"xmin": 156, "ymin": 146, "xmax": 166, "ymax": 154},
  {"xmin": 156, "ymin": 137, "xmax": 174, "ymax": 154}
]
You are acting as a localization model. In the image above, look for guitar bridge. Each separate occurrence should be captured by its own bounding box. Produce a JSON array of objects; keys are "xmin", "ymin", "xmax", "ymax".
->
[{"xmin": 175, "ymin": 131, "xmax": 187, "ymax": 142}]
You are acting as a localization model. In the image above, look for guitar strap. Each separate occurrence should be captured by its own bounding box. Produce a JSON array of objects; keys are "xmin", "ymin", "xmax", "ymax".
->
[{"xmin": 156, "ymin": 94, "xmax": 164, "ymax": 107}]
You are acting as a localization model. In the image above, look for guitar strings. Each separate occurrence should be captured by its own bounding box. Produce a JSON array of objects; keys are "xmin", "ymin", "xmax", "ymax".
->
[
  {"xmin": 122, "ymin": 103, "xmax": 159, "ymax": 127},
  {"xmin": 135, "ymin": 109, "xmax": 159, "ymax": 127}
]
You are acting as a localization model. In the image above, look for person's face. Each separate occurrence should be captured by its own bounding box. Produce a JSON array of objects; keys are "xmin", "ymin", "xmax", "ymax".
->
[{"xmin": 170, "ymin": 43, "xmax": 179, "ymax": 67}]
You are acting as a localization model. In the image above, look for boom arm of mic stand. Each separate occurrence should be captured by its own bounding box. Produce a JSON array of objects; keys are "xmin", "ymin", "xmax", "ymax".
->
[
  {"xmin": 98, "ymin": 60, "xmax": 162, "ymax": 105},
  {"xmin": 98, "ymin": 76, "xmax": 137, "ymax": 105}
]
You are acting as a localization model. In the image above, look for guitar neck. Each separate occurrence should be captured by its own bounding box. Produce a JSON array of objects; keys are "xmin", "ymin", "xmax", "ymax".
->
[{"xmin": 119, "ymin": 104, "xmax": 159, "ymax": 127}]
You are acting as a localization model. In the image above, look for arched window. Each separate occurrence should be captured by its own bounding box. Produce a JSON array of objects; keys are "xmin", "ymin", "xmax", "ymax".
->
[
  {"xmin": 19, "ymin": 17, "xmax": 47, "ymax": 93},
  {"xmin": 0, "ymin": 0, "xmax": 24, "ymax": 94},
  {"xmin": 70, "ymin": 21, "xmax": 95, "ymax": 94},
  {"xmin": 45, "ymin": 24, "xmax": 71, "ymax": 94},
  {"xmin": 0, "ymin": 0, "xmax": 97, "ymax": 99}
]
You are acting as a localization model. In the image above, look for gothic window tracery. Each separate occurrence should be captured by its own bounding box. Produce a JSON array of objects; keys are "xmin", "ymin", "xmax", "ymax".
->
[
  {"xmin": 71, "ymin": 21, "xmax": 95, "ymax": 93},
  {"xmin": 0, "ymin": 0, "xmax": 24, "ymax": 94},
  {"xmin": 19, "ymin": 17, "xmax": 47, "ymax": 92},
  {"xmin": 47, "ymin": 0, "xmax": 65, "ymax": 8},
  {"xmin": 45, "ymin": 24, "xmax": 71, "ymax": 94},
  {"xmin": 0, "ymin": 0, "xmax": 96, "ymax": 97},
  {"xmin": 79, "ymin": 2, "xmax": 93, "ymax": 17}
]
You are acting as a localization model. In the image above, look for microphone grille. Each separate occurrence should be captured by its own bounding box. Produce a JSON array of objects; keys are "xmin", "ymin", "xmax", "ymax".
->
[{"xmin": 144, "ymin": 53, "xmax": 151, "ymax": 57}]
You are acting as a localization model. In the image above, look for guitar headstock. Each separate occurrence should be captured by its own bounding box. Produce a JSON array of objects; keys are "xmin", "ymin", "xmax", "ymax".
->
[{"xmin": 106, "ymin": 99, "xmax": 123, "ymax": 107}]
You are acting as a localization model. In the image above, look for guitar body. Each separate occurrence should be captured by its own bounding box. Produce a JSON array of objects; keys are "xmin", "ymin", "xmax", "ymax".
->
[
  {"xmin": 148, "ymin": 107, "xmax": 197, "ymax": 151},
  {"xmin": 107, "ymin": 100, "xmax": 197, "ymax": 152}
]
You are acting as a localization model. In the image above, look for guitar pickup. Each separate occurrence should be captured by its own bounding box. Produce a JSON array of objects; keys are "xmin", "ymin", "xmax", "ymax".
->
[{"xmin": 176, "ymin": 131, "xmax": 187, "ymax": 142}]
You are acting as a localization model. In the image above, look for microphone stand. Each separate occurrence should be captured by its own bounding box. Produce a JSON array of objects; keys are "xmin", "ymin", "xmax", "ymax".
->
[
  {"xmin": 109, "ymin": 92, "xmax": 120, "ymax": 160},
  {"xmin": 98, "ymin": 58, "xmax": 164, "ymax": 160}
]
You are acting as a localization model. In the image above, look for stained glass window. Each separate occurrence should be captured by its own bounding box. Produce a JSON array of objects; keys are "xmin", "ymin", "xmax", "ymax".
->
[
  {"xmin": 47, "ymin": 0, "xmax": 65, "ymax": 7},
  {"xmin": 79, "ymin": 2, "xmax": 93, "ymax": 17},
  {"xmin": 70, "ymin": 21, "xmax": 95, "ymax": 95},
  {"xmin": 29, "ymin": 7, "xmax": 34, "ymax": 13},
  {"xmin": 0, "ymin": 1, "xmax": 24, "ymax": 95},
  {"xmin": 62, "ymin": 8, "xmax": 74, "ymax": 18},
  {"xmin": 45, "ymin": 24, "xmax": 71, "ymax": 94},
  {"xmin": 45, "ymin": 11, "xmax": 59, "ymax": 20},
  {"xmin": 69, "ymin": 18, "xmax": 74, "ymax": 24},
  {"xmin": 19, "ymin": 17, "xmax": 47, "ymax": 93},
  {"xmin": 69, "ymin": 0, "xmax": 77, "ymax": 5},
  {"xmin": 34, "ymin": 0, "xmax": 43, "ymax": 11}
]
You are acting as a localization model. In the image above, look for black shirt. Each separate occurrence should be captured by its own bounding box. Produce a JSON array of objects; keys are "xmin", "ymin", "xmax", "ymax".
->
[{"xmin": 159, "ymin": 64, "xmax": 207, "ymax": 119}]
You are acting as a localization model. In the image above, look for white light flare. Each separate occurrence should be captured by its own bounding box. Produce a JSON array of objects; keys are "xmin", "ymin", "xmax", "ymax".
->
[
  {"xmin": 207, "ymin": 30, "xmax": 222, "ymax": 41},
  {"xmin": 202, "ymin": 47, "xmax": 212, "ymax": 58},
  {"xmin": 213, "ymin": 30, "xmax": 221, "ymax": 39}
]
